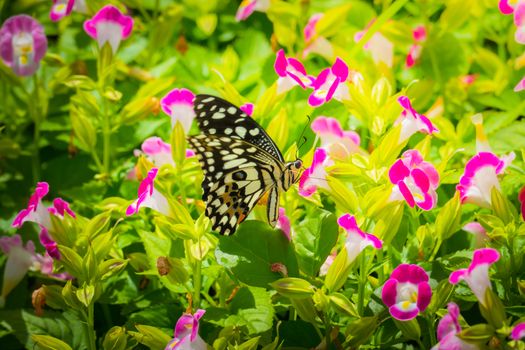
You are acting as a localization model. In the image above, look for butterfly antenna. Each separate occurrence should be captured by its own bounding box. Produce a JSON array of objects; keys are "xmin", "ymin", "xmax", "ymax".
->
[{"xmin": 295, "ymin": 115, "xmax": 311, "ymax": 159}]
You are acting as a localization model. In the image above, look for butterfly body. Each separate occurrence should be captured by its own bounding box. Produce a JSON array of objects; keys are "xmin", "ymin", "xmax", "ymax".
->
[{"xmin": 188, "ymin": 95, "xmax": 302, "ymax": 235}]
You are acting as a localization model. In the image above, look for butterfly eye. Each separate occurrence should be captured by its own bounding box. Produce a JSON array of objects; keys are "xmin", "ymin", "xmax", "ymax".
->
[{"xmin": 294, "ymin": 160, "xmax": 303, "ymax": 169}]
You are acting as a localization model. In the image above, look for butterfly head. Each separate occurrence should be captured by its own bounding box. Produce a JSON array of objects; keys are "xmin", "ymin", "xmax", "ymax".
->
[{"xmin": 282, "ymin": 159, "xmax": 303, "ymax": 190}]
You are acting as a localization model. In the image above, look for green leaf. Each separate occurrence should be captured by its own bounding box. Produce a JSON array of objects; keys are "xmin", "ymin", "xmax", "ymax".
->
[
  {"xmin": 128, "ymin": 324, "xmax": 171, "ymax": 349},
  {"xmin": 393, "ymin": 318, "xmax": 421, "ymax": 341},
  {"xmin": 324, "ymin": 248, "xmax": 351, "ymax": 293},
  {"xmin": 294, "ymin": 208, "xmax": 338, "ymax": 276},
  {"xmin": 420, "ymin": 32, "xmax": 468, "ymax": 82},
  {"xmin": 230, "ymin": 287, "xmax": 274, "ymax": 335},
  {"xmin": 435, "ymin": 192, "xmax": 462, "ymax": 240},
  {"xmin": 270, "ymin": 278, "xmax": 315, "ymax": 299},
  {"xmin": 491, "ymin": 186, "xmax": 517, "ymax": 224},
  {"xmin": 329, "ymin": 293, "xmax": 359, "ymax": 318},
  {"xmin": 70, "ymin": 106, "xmax": 97, "ymax": 151},
  {"xmin": 31, "ymin": 334, "xmax": 72, "ymax": 350},
  {"xmin": 138, "ymin": 230, "xmax": 172, "ymax": 271},
  {"xmin": 171, "ymin": 121, "xmax": 187, "ymax": 170},
  {"xmin": 215, "ymin": 221, "xmax": 299, "ymax": 288},
  {"xmin": 57, "ymin": 245, "xmax": 84, "ymax": 279},
  {"xmin": 102, "ymin": 326, "xmax": 129, "ymax": 350}
]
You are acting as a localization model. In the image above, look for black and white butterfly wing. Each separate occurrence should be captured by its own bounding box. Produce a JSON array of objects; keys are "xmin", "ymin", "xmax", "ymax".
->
[
  {"xmin": 193, "ymin": 94, "xmax": 285, "ymax": 163},
  {"xmin": 188, "ymin": 135, "xmax": 283, "ymax": 235}
]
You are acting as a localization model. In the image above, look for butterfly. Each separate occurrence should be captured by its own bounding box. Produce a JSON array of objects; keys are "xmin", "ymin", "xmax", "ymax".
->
[{"xmin": 187, "ymin": 95, "xmax": 303, "ymax": 235}]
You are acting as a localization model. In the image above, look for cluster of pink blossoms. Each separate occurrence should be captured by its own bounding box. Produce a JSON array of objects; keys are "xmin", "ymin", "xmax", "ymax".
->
[{"xmin": 499, "ymin": 1, "xmax": 525, "ymax": 91}]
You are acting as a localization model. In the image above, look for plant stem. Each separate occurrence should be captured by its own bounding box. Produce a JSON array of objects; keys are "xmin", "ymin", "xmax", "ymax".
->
[
  {"xmin": 102, "ymin": 96, "xmax": 111, "ymax": 174},
  {"xmin": 86, "ymin": 303, "xmax": 96, "ymax": 350},
  {"xmin": 193, "ymin": 252, "xmax": 202, "ymax": 310},
  {"xmin": 357, "ymin": 253, "xmax": 368, "ymax": 316},
  {"xmin": 31, "ymin": 75, "xmax": 41, "ymax": 182},
  {"xmin": 426, "ymin": 314, "xmax": 436, "ymax": 347}
]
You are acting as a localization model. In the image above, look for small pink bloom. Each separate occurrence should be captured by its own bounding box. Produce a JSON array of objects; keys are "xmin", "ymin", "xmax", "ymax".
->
[
  {"xmin": 311, "ymin": 116, "xmax": 360, "ymax": 159},
  {"xmin": 308, "ymin": 57, "xmax": 350, "ymax": 107},
  {"xmin": 50, "ymin": 0, "xmax": 74, "ymax": 21},
  {"xmin": 276, "ymin": 207, "xmax": 291, "ymax": 241},
  {"xmin": 354, "ymin": 24, "xmax": 394, "ymax": 67},
  {"xmin": 12, "ymin": 182, "xmax": 51, "ymax": 229},
  {"xmin": 166, "ymin": 309, "xmax": 207, "ymax": 350},
  {"xmin": 83, "ymin": 5, "xmax": 133, "ymax": 53},
  {"xmin": 126, "ymin": 168, "xmax": 170, "ymax": 216},
  {"xmin": 519, "ymin": 185, "xmax": 525, "ymax": 220},
  {"xmin": 396, "ymin": 96, "xmax": 438, "ymax": 143},
  {"xmin": 449, "ymin": 248, "xmax": 500, "ymax": 306},
  {"xmin": 381, "ymin": 264, "xmax": 432, "ymax": 321},
  {"xmin": 161, "ymin": 88, "xmax": 196, "ymax": 133},
  {"xmin": 39, "ymin": 226, "xmax": 60, "ymax": 260},
  {"xmin": 338, "ymin": 214, "xmax": 382, "ymax": 264},
  {"xmin": 405, "ymin": 25, "xmax": 426, "ymax": 69},
  {"xmin": 48, "ymin": 198, "xmax": 76, "ymax": 218},
  {"xmin": 461, "ymin": 74, "xmax": 477, "ymax": 85},
  {"xmin": 0, "ymin": 15, "xmax": 48, "ymax": 76},
  {"xmin": 139, "ymin": 137, "xmax": 194, "ymax": 168},
  {"xmin": 511, "ymin": 323, "xmax": 525, "ymax": 340},
  {"xmin": 319, "ymin": 252, "xmax": 336, "ymax": 276},
  {"xmin": 303, "ymin": 14, "xmax": 334, "ymax": 59},
  {"xmin": 499, "ymin": 0, "xmax": 517, "ymax": 14},
  {"xmin": 514, "ymin": 76, "xmax": 525, "ymax": 91},
  {"xmin": 389, "ymin": 150, "xmax": 440, "ymax": 210},
  {"xmin": 299, "ymin": 148, "xmax": 333, "ymax": 197},
  {"xmin": 456, "ymin": 152, "xmax": 515, "ymax": 208},
  {"xmin": 274, "ymin": 49, "xmax": 314, "ymax": 95},
  {"xmin": 235, "ymin": 0, "xmax": 270, "ymax": 21},
  {"xmin": 463, "ymin": 222, "xmax": 489, "ymax": 248},
  {"xmin": 431, "ymin": 303, "xmax": 479, "ymax": 350},
  {"xmin": 239, "ymin": 102, "xmax": 253, "ymax": 116},
  {"xmin": 514, "ymin": 2, "xmax": 525, "ymax": 44}
]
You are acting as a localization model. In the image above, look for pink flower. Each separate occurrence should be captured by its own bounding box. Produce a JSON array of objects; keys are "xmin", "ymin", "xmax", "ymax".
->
[
  {"xmin": 0, "ymin": 15, "xmax": 48, "ymax": 76},
  {"xmin": 431, "ymin": 303, "xmax": 479, "ymax": 350},
  {"xmin": 83, "ymin": 5, "xmax": 133, "ymax": 53},
  {"xmin": 515, "ymin": 77, "xmax": 525, "ymax": 92},
  {"xmin": 461, "ymin": 74, "xmax": 477, "ymax": 86},
  {"xmin": 161, "ymin": 88, "xmax": 196, "ymax": 133},
  {"xmin": 140, "ymin": 136, "xmax": 194, "ymax": 167},
  {"xmin": 338, "ymin": 214, "xmax": 382, "ymax": 264},
  {"xmin": 499, "ymin": 1, "xmax": 525, "ymax": 43},
  {"xmin": 311, "ymin": 116, "xmax": 360, "ymax": 159},
  {"xmin": 449, "ymin": 248, "xmax": 500, "ymax": 307},
  {"xmin": 396, "ymin": 96, "xmax": 438, "ymax": 143},
  {"xmin": 519, "ymin": 185, "xmax": 525, "ymax": 220},
  {"xmin": 50, "ymin": 0, "xmax": 86, "ymax": 21},
  {"xmin": 319, "ymin": 252, "xmax": 336, "ymax": 276},
  {"xmin": 48, "ymin": 198, "xmax": 76, "ymax": 218},
  {"xmin": 126, "ymin": 168, "xmax": 170, "ymax": 216},
  {"xmin": 303, "ymin": 14, "xmax": 334, "ymax": 59},
  {"xmin": 235, "ymin": 0, "xmax": 270, "ymax": 21},
  {"xmin": 39, "ymin": 226, "xmax": 60, "ymax": 260},
  {"xmin": 354, "ymin": 22, "xmax": 394, "ymax": 67},
  {"xmin": 389, "ymin": 150, "xmax": 440, "ymax": 210},
  {"xmin": 274, "ymin": 49, "xmax": 314, "ymax": 95},
  {"xmin": 381, "ymin": 264, "xmax": 432, "ymax": 321},
  {"xmin": 12, "ymin": 182, "xmax": 51, "ymax": 229},
  {"xmin": 308, "ymin": 57, "xmax": 350, "ymax": 107},
  {"xmin": 462, "ymin": 222, "xmax": 489, "ymax": 248},
  {"xmin": 405, "ymin": 25, "xmax": 426, "ymax": 68},
  {"xmin": 166, "ymin": 309, "xmax": 207, "ymax": 350},
  {"xmin": 239, "ymin": 103, "xmax": 253, "ymax": 116},
  {"xmin": 299, "ymin": 148, "xmax": 333, "ymax": 197},
  {"xmin": 456, "ymin": 152, "xmax": 514, "ymax": 208},
  {"xmin": 276, "ymin": 207, "xmax": 291, "ymax": 241},
  {"xmin": 511, "ymin": 323, "xmax": 525, "ymax": 340},
  {"xmin": 499, "ymin": 0, "xmax": 518, "ymax": 14}
]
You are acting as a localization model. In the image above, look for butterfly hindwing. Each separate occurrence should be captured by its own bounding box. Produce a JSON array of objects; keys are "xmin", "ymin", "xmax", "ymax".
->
[
  {"xmin": 193, "ymin": 94, "xmax": 285, "ymax": 163},
  {"xmin": 187, "ymin": 135, "xmax": 283, "ymax": 235}
]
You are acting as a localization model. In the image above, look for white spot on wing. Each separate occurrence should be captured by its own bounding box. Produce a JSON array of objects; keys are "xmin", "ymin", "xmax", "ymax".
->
[{"xmin": 235, "ymin": 127, "xmax": 247, "ymax": 138}]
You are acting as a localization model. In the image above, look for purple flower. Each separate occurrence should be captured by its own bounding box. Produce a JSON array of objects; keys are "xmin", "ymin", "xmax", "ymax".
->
[
  {"xmin": 161, "ymin": 88, "xmax": 196, "ymax": 133},
  {"xmin": 456, "ymin": 152, "xmax": 515, "ymax": 208},
  {"xmin": 396, "ymin": 96, "xmax": 438, "ymax": 143},
  {"xmin": 235, "ymin": 0, "xmax": 270, "ymax": 21},
  {"xmin": 126, "ymin": 168, "xmax": 170, "ymax": 216},
  {"xmin": 405, "ymin": 25, "xmax": 426, "ymax": 68},
  {"xmin": 338, "ymin": 214, "xmax": 382, "ymax": 264},
  {"xmin": 389, "ymin": 150, "xmax": 440, "ymax": 210},
  {"xmin": 511, "ymin": 323, "xmax": 525, "ymax": 341},
  {"xmin": 0, "ymin": 15, "xmax": 47, "ymax": 76},
  {"xmin": 308, "ymin": 58, "xmax": 350, "ymax": 107},
  {"xmin": 449, "ymin": 248, "xmax": 500, "ymax": 306},
  {"xmin": 303, "ymin": 13, "xmax": 334, "ymax": 59},
  {"xmin": 298, "ymin": 148, "xmax": 333, "ymax": 197},
  {"xmin": 431, "ymin": 303, "xmax": 479, "ymax": 350},
  {"xmin": 274, "ymin": 49, "xmax": 314, "ymax": 95},
  {"xmin": 311, "ymin": 116, "xmax": 360, "ymax": 159},
  {"xmin": 50, "ymin": 0, "xmax": 87, "ymax": 21},
  {"xmin": 140, "ymin": 136, "xmax": 194, "ymax": 167},
  {"xmin": 83, "ymin": 5, "xmax": 133, "ymax": 53},
  {"xmin": 166, "ymin": 309, "xmax": 207, "ymax": 350},
  {"xmin": 382, "ymin": 264, "xmax": 432, "ymax": 321},
  {"xmin": 276, "ymin": 207, "xmax": 291, "ymax": 241}
]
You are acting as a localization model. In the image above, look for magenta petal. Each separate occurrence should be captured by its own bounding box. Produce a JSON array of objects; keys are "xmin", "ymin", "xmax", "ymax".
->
[
  {"xmin": 397, "ymin": 181, "xmax": 416, "ymax": 207},
  {"xmin": 311, "ymin": 68, "xmax": 330, "ymax": 90},
  {"xmin": 332, "ymin": 57, "xmax": 349, "ymax": 81},
  {"xmin": 337, "ymin": 213, "xmax": 357, "ymax": 231},
  {"xmin": 389, "ymin": 159, "xmax": 410, "ymax": 184},
  {"xmin": 308, "ymin": 93, "xmax": 325, "ymax": 107},
  {"xmin": 274, "ymin": 49, "xmax": 288, "ymax": 77},
  {"xmin": 416, "ymin": 282, "xmax": 432, "ymax": 312},
  {"xmin": 499, "ymin": 0, "xmax": 515, "ymax": 14},
  {"xmin": 411, "ymin": 168, "xmax": 430, "ymax": 192},
  {"xmin": 389, "ymin": 305, "xmax": 419, "ymax": 321},
  {"xmin": 381, "ymin": 279, "xmax": 398, "ymax": 307},
  {"xmin": 511, "ymin": 323, "xmax": 525, "ymax": 340},
  {"xmin": 449, "ymin": 269, "xmax": 467, "ymax": 284},
  {"xmin": 468, "ymin": 248, "xmax": 500, "ymax": 273}
]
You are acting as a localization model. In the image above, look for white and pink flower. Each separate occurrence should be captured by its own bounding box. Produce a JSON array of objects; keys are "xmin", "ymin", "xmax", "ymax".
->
[
  {"xmin": 311, "ymin": 116, "xmax": 360, "ymax": 159},
  {"xmin": 276, "ymin": 207, "xmax": 291, "ymax": 241},
  {"xmin": 126, "ymin": 168, "xmax": 170, "ymax": 216},
  {"xmin": 140, "ymin": 136, "xmax": 194, "ymax": 167},
  {"xmin": 396, "ymin": 96, "xmax": 438, "ymax": 143},
  {"xmin": 389, "ymin": 149, "xmax": 440, "ymax": 210},
  {"xmin": 354, "ymin": 21, "xmax": 394, "ymax": 68},
  {"xmin": 299, "ymin": 148, "xmax": 333, "ymax": 197},
  {"xmin": 235, "ymin": 0, "xmax": 270, "ymax": 21},
  {"xmin": 83, "ymin": 5, "xmax": 133, "ymax": 53},
  {"xmin": 50, "ymin": 0, "xmax": 87, "ymax": 21},
  {"xmin": 449, "ymin": 248, "xmax": 500, "ymax": 306},
  {"xmin": 274, "ymin": 49, "xmax": 314, "ymax": 95},
  {"xmin": 166, "ymin": 309, "xmax": 207, "ymax": 350},
  {"xmin": 308, "ymin": 58, "xmax": 350, "ymax": 107},
  {"xmin": 431, "ymin": 302, "xmax": 479, "ymax": 350},
  {"xmin": 303, "ymin": 13, "xmax": 334, "ymax": 59},
  {"xmin": 161, "ymin": 88, "xmax": 196, "ymax": 133},
  {"xmin": 511, "ymin": 323, "xmax": 525, "ymax": 341},
  {"xmin": 381, "ymin": 264, "xmax": 432, "ymax": 321},
  {"xmin": 515, "ymin": 77, "xmax": 525, "ymax": 92},
  {"xmin": 405, "ymin": 25, "xmax": 426, "ymax": 69},
  {"xmin": 462, "ymin": 222, "xmax": 489, "ymax": 248},
  {"xmin": 338, "ymin": 214, "xmax": 382, "ymax": 264},
  {"xmin": 0, "ymin": 15, "xmax": 48, "ymax": 76},
  {"xmin": 319, "ymin": 252, "xmax": 336, "ymax": 276},
  {"xmin": 456, "ymin": 152, "xmax": 514, "ymax": 208}
]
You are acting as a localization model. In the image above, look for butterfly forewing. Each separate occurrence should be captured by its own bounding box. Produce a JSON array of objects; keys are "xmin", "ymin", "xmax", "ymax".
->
[
  {"xmin": 188, "ymin": 135, "xmax": 283, "ymax": 235},
  {"xmin": 193, "ymin": 94, "xmax": 285, "ymax": 162}
]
